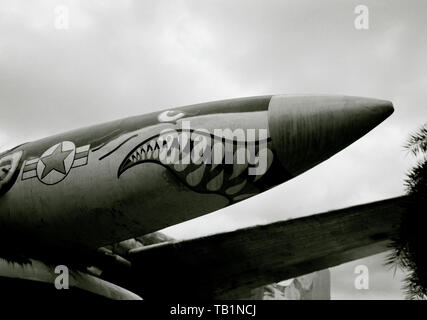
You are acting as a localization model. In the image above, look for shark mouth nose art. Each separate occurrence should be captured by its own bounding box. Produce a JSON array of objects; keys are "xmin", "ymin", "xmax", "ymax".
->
[{"xmin": 117, "ymin": 130, "xmax": 276, "ymax": 203}]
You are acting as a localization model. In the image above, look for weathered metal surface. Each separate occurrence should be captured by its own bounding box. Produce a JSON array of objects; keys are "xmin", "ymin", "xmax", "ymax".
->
[{"xmin": 0, "ymin": 95, "xmax": 393, "ymax": 257}]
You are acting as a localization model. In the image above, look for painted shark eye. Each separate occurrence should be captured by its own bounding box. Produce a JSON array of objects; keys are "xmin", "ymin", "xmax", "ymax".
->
[{"xmin": 157, "ymin": 110, "xmax": 186, "ymax": 123}]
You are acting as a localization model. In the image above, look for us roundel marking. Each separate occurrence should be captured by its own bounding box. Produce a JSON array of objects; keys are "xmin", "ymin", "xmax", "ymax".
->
[{"xmin": 36, "ymin": 141, "xmax": 76, "ymax": 185}]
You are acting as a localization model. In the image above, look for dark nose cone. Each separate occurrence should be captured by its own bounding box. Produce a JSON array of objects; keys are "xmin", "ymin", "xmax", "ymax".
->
[{"xmin": 268, "ymin": 95, "xmax": 394, "ymax": 177}]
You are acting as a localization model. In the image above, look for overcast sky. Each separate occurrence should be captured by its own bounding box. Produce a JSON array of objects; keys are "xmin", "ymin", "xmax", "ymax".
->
[{"xmin": 1, "ymin": 0, "xmax": 426, "ymax": 299}]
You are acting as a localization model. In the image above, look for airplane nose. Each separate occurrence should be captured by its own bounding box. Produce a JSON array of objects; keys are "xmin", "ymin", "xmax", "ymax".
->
[{"xmin": 268, "ymin": 95, "xmax": 394, "ymax": 177}]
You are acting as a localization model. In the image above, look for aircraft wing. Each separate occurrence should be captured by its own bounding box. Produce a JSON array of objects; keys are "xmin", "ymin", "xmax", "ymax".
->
[{"xmin": 112, "ymin": 196, "xmax": 407, "ymax": 299}]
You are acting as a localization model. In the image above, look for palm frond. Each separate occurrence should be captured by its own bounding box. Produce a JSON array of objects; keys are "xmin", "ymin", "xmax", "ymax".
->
[
  {"xmin": 405, "ymin": 123, "xmax": 427, "ymax": 156},
  {"xmin": 387, "ymin": 123, "xmax": 427, "ymax": 300}
]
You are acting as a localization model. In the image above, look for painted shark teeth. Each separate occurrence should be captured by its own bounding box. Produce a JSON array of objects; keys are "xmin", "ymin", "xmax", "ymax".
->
[
  {"xmin": 127, "ymin": 137, "xmax": 167, "ymax": 163},
  {"xmin": 119, "ymin": 131, "xmax": 274, "ymax": 202}
]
